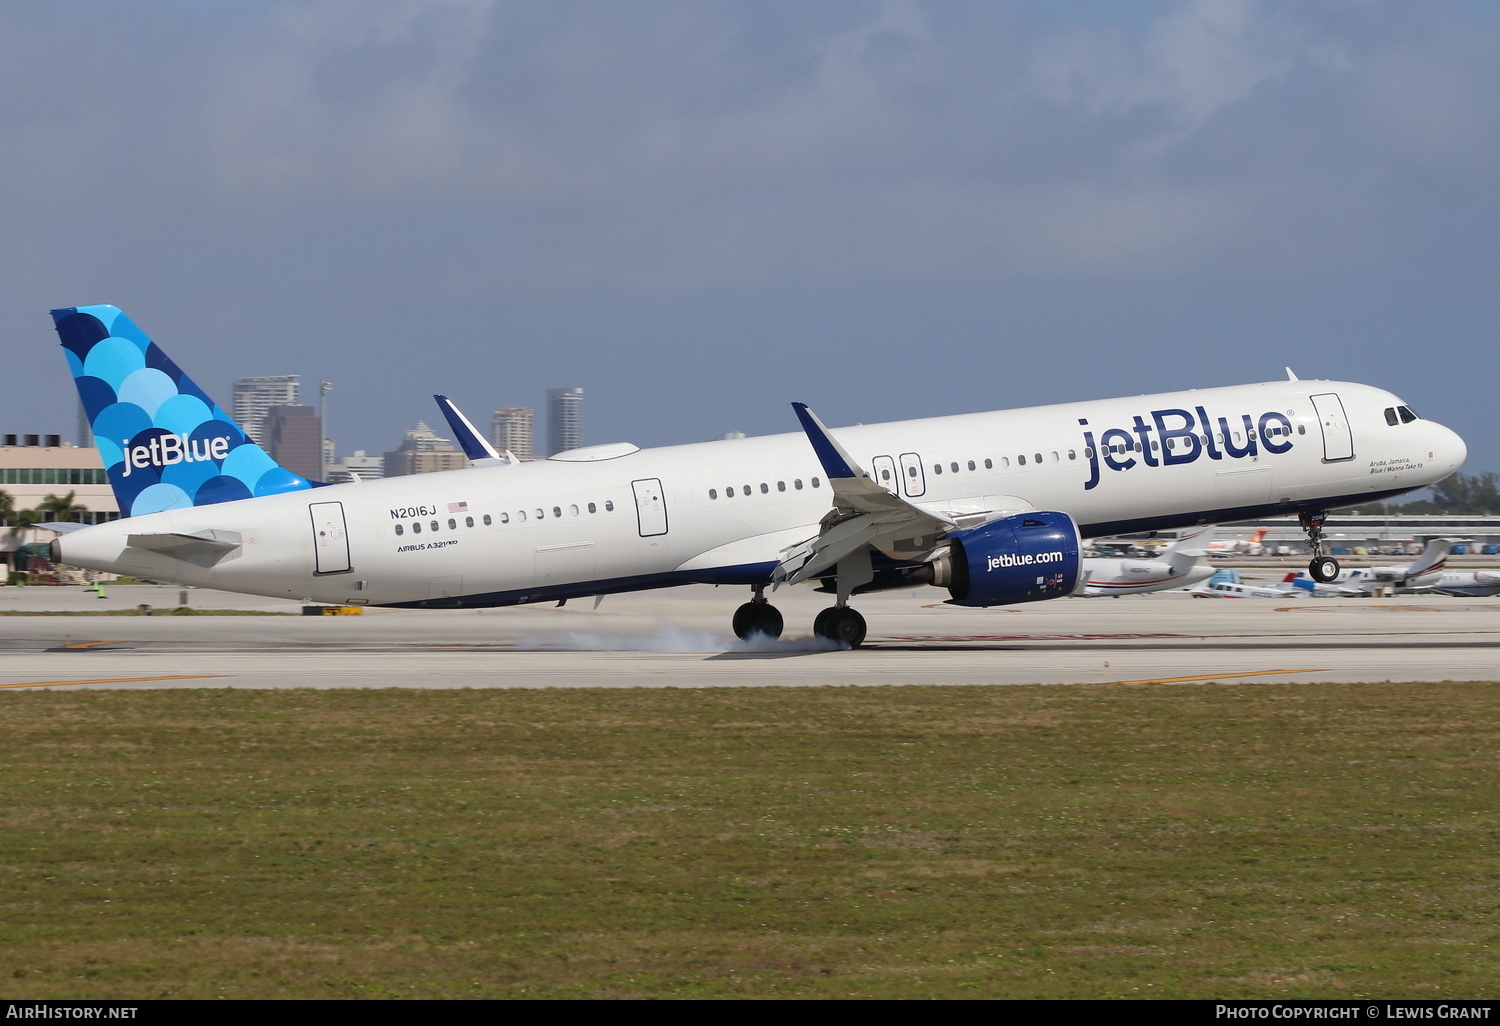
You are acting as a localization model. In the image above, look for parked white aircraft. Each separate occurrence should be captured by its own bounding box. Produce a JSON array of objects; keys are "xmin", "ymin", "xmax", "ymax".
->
[
  {"xmin": 50, "ymin": 305, "xmax": 1467, "ymax": 646},
  {"xmin": 1204, "ymin": 527, "xmax": 1271, "ymax": 557},
  {"xmin": 1285, "ymin": 538, "xmax": 1455, "ymax": 597},
  {"xmin": 1419, "ymin": 570, "xmax": 1500, "ymax": 597},
  {"xmin": 1188, "ymin": 570, "xmax": 1304, "ymax": 599},
  {"xmin": 1078, "ymin": 527, "xmax": 1215, "ymax": 596}
]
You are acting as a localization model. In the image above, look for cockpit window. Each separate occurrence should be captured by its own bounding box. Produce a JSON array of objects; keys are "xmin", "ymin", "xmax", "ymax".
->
[
  {"xmin": 1398, "ymin": 406, "xmax": 1418, "ymax": 423},
  {"xmin": 1385, "ymin": 407, "xmax": 1399, "ymax": 426}
]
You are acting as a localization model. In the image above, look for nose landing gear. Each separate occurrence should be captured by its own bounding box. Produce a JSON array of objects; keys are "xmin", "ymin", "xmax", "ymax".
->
[{"xmin": 1301, "ymin": 510, "xmax": 1341, "ymax": 583}]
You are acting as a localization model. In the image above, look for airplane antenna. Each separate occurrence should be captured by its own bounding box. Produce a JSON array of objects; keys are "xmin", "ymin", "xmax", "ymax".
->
[{"xmin": 1285, "ymin": 367, "xmax": 1299, "ymax": 381}]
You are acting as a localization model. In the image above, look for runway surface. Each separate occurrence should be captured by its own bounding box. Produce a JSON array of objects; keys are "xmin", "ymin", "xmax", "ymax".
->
[{"xmin": 2, "ymin": 577, "xmax": 1497, "ymax": 690}]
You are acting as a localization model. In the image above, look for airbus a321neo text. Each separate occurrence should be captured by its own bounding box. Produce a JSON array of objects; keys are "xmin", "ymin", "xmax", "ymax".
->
[{"xmin": 50, "ymin": 305, "xmax": 1467, "ymax": 647}]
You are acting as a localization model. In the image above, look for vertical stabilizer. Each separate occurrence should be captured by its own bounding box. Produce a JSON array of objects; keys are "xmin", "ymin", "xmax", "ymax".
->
[{"xmin": 52, "ymin": 304, "xmax": 314, "ymax": 517}]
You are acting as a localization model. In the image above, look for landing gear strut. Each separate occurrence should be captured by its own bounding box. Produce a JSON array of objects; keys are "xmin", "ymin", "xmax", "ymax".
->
[
  {"xmin": 1301, "ymin": 510, "xmax": 1340, "ymax": 583},
  {"xmin": 732, "ymin": 586, "xmax": 784, "ymax": 641}
]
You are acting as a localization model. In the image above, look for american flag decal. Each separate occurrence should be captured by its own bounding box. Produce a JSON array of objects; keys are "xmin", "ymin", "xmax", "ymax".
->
[{"xmin": 448, "ymin": 501, "xmax": 468, "ymax": 513}]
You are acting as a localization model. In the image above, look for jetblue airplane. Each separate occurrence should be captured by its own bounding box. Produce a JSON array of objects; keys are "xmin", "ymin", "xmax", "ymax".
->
[{"xmin": 49, "ymin": 304, "xmax": 1467, "ymax": 647}]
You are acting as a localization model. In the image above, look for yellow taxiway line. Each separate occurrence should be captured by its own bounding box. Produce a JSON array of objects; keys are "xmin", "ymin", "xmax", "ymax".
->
[
  {"xmin": 0, "ymin": 675, "xmax": 224, "ymax": 690},
  {"xmin": 1106, "ymin": 668, "xmax": 1322, "ymax": 685}
]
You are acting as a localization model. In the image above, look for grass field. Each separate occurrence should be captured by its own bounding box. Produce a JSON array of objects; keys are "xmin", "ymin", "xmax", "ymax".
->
[{"xmin": 1, "ymin": 683, "xmax": 1496, "ymax": 999}]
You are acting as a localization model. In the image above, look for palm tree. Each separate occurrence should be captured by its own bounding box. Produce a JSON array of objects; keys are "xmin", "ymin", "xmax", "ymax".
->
[{"xmin": 36, "ymin": 491, "xmax": 91, "ymax": 524}]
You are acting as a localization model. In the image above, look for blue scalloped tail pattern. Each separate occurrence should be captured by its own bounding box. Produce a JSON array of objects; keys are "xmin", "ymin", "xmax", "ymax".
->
[{"xmin": 53, "ymin": 305, "xmax": 313, "ymax": 517}]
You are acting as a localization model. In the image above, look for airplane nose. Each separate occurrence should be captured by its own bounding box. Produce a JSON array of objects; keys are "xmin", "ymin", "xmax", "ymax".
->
[{"xmin": 1427, "ymin": 420, "xmax": 1467, "ymax": 474}]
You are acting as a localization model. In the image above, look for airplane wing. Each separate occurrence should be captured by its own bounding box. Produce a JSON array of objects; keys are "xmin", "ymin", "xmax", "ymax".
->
[
  {"xmin": 775, "ymin": 404, "xmax": 959, "ymax": 589},
  {"xmin": 434, "ymin": 395, "xmax": 514, "ymax": 467}
]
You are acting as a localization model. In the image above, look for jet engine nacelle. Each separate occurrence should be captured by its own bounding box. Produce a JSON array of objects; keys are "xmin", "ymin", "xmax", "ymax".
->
[{"xmin": 925, "ymin": 511, "xmax": 1082, "ymax": 607}]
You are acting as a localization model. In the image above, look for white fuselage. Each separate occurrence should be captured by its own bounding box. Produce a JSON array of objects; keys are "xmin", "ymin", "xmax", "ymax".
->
[{"xmin": 56, "ymin": 379, "xmax": 1467, "ymax": 609}]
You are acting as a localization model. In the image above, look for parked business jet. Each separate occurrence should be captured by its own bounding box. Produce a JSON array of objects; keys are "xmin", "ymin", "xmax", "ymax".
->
[
  {"xmin": 1285, "ymin": 538, "xmax": 1455, "ymax": 596},
  {"xmin": 1420, "ymin": 570, "xmax": 1500, "ymax": 598},
  {"xmin": 1078, "ymin": 527, "xmax": 1216, "ymax": 596},
  {"xmin": 49, "ymin": 305, "xmax": 1467, "ymax": 647}
]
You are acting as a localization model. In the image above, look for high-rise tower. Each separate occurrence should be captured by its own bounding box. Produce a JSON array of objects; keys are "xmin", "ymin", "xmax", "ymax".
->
[
  {"xmin": 232, "ymin": 375, "xmax": 300, "ymax": 446},
  {"xmin": 547, "ymin": 387, "xmax": 583, "ymax": 456},
  {"xmin": 490, "ymin": 407, "xmax": 534, "ymax": 461}
]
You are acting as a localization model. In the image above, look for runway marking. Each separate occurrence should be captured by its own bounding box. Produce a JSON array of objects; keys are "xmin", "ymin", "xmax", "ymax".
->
[
  {"xmin": 48, "ymin": 640, "xmax": 128, "ymax": 650},
  {"xmin": 0, "ymin": 675, "xmax": 223, "ymax": 690},
  {"xmin": 1106, "ymin": 668, "xmax": 1323, "ymax": 685}
]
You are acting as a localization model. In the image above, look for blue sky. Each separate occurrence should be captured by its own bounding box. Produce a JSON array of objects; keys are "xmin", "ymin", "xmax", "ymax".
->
[{"xmin": 4, "ymin": 0, "xmax": 1497, "ymax": 474}]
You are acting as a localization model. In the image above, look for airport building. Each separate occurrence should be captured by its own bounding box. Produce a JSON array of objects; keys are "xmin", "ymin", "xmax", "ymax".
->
[
  {"xmin": 232, "ymin": 375, "xmax": 300, "ymax": 446},
  {"xmin": 491, "ymin": 407, "xmax": 534, "ymax": 461},
  {"xmin": 383, "ymin": 421, "xmax": 468, "ymax": 477},
  {"xmin": 547, "ymin": 387, "xmax": 583, "ymax": 457}
]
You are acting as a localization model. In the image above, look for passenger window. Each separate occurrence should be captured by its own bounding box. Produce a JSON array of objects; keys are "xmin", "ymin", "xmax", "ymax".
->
[
  {"xmin": 518, "ymin": 510, "xmax": 527, "ymax": 522},
  {"xmin": 1018, "ymin": 455, "xmax": 1026, "ymax": 466},
  {"xmin": 984, "ymin": 459, "xmax": 993, "ymax": 469},
  {"xmin": 709, "ymin": 489, "xmax": 717, "ymax": 499},
  {"xmin": 395, "ymin": 524, "xmax": 404, "ymax": 536},
  {"xmin": 1150, "ymin": 441, "xmax": 1159, "ymax": 451},
  {"xmin": 465, "ymin": 516, "xmax": 474, "ymax": 527},
  {"xmin": 742, "ymin": 484, "xmax": 751, "ymax": 495},
  {"xmin": 535, "ymin": 509, "xmax": 544, "ymax": 520},
  {"xmin": 1051, "ymin": 451, "xmax": 1059, "ymax": 461},
  {"xmin": 907, "ymin": 466, "xmax": 917, "ymax": 477},
  {"xmin": 794, "ymin": 479, "xmax": 803, "ymax": 489},
  {"xmin": 1001, "ymin": 457, "xmax": 1009, "ymax": 467},
  {"xmin": 605, "ymin": 500, "xmax": 614, "ymax": 511},
  {"xmin": 880, "ymin": 469, "xmax": 890, "ymax": 481},
  {"xmin": 760, "ymin": 483, "xmax": 768, "ymax": 494},
  {"xmin": 413, "ymin": 522, "xmax": 422, "ymax": 534},
  {"xmin": 777, "ymin": 481, "xmax": 786, "ymax": 491},
  {"xmin": 1084, "ymin": 448, "xmax": 1093, "ymax": 459},
  {"xmin": 588, "ymin": 502, "xmax": 597, "ymax": 513},
  {"xmin": 726, "ymin": 486, "xmax": 735, "ymax": 497},
  {"xmin": 1297, "ymin": 425, "xmax": 1306, "ymax": 435},
  {"xmin": 933, "ymin": 464, "xmax": 943, "ymax": 474},
  {"xmin": 812, "ymin": 477, "xmax": 821, "ymax": 488},
  {"xmin": 448, "ymin": 518, "xmax": 457, "ymax": 530},
  {"xmin": 553, "ymin": 507, "xmax": 561, "ymax": 518},
  {"xmin": 951, "ymin": 462, "xmax": 959, "ymax": 473},
  {"xmin": 431, "ymin": 521, "xmax": 440, "ymax": 532},
  {"xmin": 570, "ymin": 504, "xmax": 579, "ymax": 516},
  {"xmin": 967, "ymin": 460, "xmax": 976, "ymax": 471},
  {"xmin": 1035, "ymin": 453, "xmax": 1043, "ymax": 463}
]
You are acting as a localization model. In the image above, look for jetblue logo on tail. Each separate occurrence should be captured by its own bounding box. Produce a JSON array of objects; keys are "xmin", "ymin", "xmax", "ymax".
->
[
  {"xmin": 120, "ymin": 433, "xmax": 232, "ymax": 477},
  {"xmin": 1080, "ymin": 406, "xmax": 1295, "ymax": 490},
  {"xmin": 52, "ymin": 305, "xmax": 313, "ymax": 517}
]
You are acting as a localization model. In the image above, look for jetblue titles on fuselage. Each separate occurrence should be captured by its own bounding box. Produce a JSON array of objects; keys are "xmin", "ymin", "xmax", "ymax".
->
[{"xmin": 1079, "ymin": 405, "xmax": 1296, "ymax": 490}]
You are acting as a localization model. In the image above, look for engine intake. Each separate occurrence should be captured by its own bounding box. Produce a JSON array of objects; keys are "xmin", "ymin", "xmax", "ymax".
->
[{"xmin": 925, "ymin": 511, "xmax": 1082, "ymax": 607}]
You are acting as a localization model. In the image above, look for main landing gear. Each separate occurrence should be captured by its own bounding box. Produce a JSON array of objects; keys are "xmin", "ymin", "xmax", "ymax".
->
[
  {"xmin": 729, "ymin": 586, "xmax": 868, "ymax": 648},
  {"xmin": 813, "ymin": 605, "xmax": 867, "ymax": 648},
  {"xmin": 1301, "ymin": 510, "xmax": 1341, "ymax": 583},
  {"xmin": 732, "ymin": 586, "xmax": 784, "ymax": 641}
]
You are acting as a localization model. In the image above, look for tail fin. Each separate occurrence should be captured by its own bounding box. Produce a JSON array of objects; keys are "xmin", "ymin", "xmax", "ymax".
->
[
  {"xmin": 1163, "ymin": 526, "xmax": 1213, "ymax": 568},
  {"xmin": 52, "ymin": 304, "xmax": 313, "ymax": 517},
  {"xmin": 1406, "ymin": 538, "xmax": 1454, "ymax": 579}
]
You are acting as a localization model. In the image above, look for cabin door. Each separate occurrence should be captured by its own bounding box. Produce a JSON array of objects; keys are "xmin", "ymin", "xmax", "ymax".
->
[
  {"xmin": 309, "ymin": 501, "xmax": 351, "ymax": 574},
  {"xmin": 1310, "ymin": 393, "xmax": 1355, "ymax": 462},
  {"xmin": 870, "ymin": 455, "xmax": 898, "ymax": 494},
  {"xmin": 632, "ymin": 478, "xmax": 669, "ymax": 537}
]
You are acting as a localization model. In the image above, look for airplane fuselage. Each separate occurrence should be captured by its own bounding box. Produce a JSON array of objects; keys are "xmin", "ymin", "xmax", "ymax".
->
[{"xmin": 56, "ymin": 379, "xmax": 1466, "ymax": 609}]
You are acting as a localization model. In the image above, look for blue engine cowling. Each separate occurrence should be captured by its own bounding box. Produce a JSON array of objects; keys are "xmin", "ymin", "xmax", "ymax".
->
[{"xmin": 937, "ymin": 511, "xmax": 1082, "ymax": 607}]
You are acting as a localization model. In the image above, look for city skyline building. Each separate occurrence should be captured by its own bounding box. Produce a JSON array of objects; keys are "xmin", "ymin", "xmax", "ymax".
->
[
  {"xmin": 262, "ymin": 405, "xmax": 322, "ymax": 481},
  {"xmin": 383, "ymin": 420, "xmax": 467, "ymax": 477},
  {"xmin": 232, "ymin": 375, "xmax": 300, "ymax": 446},
  {"xmin": 547, "ymin": 387, "xmax": 583, "ymax": 457},
  {"xmin": 490, "ymin": 407, "xmax": 534, "ymax": 461}
]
